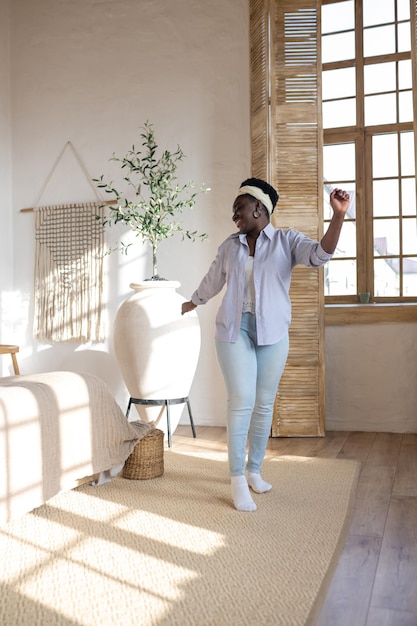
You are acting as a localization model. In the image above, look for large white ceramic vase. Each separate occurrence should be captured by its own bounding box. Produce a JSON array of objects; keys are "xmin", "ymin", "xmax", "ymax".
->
[{"xmin": 113, "ymin": 281, "xmax": 200, "ymax": 439}]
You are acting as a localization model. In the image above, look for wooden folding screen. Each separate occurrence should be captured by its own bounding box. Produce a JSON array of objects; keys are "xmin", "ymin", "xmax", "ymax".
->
[{"xmin": 250, "ymin": 0, "xmax": 325, "ymax": 436}]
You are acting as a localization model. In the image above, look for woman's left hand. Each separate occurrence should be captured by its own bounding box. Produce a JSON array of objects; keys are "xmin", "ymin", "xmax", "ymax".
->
[{"xmin": 330, "ymin": 188, "xmax": 350, "ymax": 217}]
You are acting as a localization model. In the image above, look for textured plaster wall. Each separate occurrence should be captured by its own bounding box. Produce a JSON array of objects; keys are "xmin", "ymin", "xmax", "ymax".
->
[
  {"xmin": 0, "ymin": 0, "xmax": 13, "ymax": 361},
  {"xmin": 4, "ymin": 0, "xmax": 250, "ymax": 422}
]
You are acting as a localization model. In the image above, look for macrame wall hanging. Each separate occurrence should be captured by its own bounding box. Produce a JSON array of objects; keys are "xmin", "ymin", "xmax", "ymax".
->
[{"xmin": 22, "ymin": 142, "xmax": 109, "ymax": 343}]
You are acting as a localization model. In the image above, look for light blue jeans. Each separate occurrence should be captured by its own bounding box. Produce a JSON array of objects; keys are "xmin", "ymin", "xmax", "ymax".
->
[{"xmin": 215, "ymin": 312, "xmax": 289, "ymax": 477}]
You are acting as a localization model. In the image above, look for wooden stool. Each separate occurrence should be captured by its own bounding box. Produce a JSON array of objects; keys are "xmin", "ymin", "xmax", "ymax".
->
[{"xmin": 0, "ymin": 345, "xmax": 20, "ymax": 375}]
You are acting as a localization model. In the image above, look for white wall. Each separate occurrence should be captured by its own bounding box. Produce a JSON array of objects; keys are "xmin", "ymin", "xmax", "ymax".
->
[
  {"xmin": 0, "ymin": 0, "xmax": 14, "ymax": 361},
  {"xmin": 1, "ymin": 0, "xmax": 416, "ymax": 433},
  {"xmin": 3, "ymin": 0, "xmax": 250, "ymax": 423}
]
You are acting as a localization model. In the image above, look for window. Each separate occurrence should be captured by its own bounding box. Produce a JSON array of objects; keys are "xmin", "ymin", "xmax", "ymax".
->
[{"xmin": 322, "ymin": 0, "xmax": 417, "ymax": 303}]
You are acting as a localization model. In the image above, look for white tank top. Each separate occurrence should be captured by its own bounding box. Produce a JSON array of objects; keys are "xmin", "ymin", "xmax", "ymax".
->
[{"xmin": 242, "ymin": 256, "xmax": 256, "ymax": 314}]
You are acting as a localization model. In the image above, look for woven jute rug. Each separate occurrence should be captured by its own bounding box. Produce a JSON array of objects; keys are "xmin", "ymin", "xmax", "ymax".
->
[{"xmin": 0, "ymin": 451, "xmax": 359, "ymax": 626}]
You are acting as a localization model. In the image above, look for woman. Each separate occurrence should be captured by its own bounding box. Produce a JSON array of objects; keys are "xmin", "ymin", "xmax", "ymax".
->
[{"xmin": 181, "ymin": 178, "xmax": 350, "ymax": 512}]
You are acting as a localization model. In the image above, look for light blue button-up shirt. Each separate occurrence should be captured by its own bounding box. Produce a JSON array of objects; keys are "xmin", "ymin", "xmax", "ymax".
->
[{"xmin": 191, "ymin": 223, "xmax": 332, "ymax": 345}]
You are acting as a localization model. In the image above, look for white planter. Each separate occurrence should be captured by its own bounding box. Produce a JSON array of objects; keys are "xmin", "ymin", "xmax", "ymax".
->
[{"xmin": 113, "ymin": 280, "xmax": 200, "ymax": 439}]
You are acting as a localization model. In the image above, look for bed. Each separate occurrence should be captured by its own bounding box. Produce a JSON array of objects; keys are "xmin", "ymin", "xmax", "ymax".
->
[{"xmin": 0, "ymin": 370, "xmax": 150, "ymax": 524}]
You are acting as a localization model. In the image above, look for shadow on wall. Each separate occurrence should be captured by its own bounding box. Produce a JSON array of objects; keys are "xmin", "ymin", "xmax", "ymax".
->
[{"xmin": 17, "ymin": 345, "xmax": 122, "ymax": 390}]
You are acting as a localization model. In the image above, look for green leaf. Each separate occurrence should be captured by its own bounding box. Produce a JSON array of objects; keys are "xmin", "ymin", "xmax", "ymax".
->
[{"xmin": 92, "ymin": 121, "xmax": 210, "ymax": 268}]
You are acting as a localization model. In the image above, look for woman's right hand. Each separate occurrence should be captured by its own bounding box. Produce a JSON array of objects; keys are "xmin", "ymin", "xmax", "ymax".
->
[{"xmin": 181, "ymin": 301, "xmax": 197, "ymax": 315}]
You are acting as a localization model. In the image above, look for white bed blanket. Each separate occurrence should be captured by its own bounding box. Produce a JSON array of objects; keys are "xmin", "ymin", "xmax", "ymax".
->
[{"xmin": 0, "ymin": 371, "xmax": 150, "ymax": 524}]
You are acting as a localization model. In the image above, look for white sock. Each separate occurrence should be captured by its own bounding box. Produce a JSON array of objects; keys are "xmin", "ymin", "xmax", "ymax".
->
[
  {"xmin": 246, "ymin": 472, "xmax": 272, "ymax": 493},
  {"xmin": 231, "ymin": 475, "xmax": 257, "ymax": 512}
]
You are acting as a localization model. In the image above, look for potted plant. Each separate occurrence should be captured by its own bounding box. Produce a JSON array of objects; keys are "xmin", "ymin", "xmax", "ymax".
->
[
  {"xmin": 93, "ymin": 120, "xmax": 209, "ymax": 279},
  {"xmin": 94, "ymin": 122, "xmax": 209, "ymax": 439}
]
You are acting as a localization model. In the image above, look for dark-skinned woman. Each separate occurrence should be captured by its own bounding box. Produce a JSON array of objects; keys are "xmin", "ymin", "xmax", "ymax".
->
[{"xmin": 182, "ymin": 178, "xmax": 350, "ymax": 511}]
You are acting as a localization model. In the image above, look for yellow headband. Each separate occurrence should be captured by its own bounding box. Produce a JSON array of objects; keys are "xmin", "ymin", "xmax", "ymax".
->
[{"xmin": 237, "ymin": 185, "xmax": 274, "ymax": 215}]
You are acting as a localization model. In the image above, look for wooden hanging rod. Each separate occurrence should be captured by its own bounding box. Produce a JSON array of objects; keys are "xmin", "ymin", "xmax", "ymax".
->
[{"xmin": 20, "ymin": 199, "xmax": 117, "ymax": 213}]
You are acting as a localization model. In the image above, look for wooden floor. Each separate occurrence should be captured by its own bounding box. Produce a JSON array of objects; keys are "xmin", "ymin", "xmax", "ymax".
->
[{"xmin": 171, "ymin": 426, "xmax": 417, "ymax": 626}]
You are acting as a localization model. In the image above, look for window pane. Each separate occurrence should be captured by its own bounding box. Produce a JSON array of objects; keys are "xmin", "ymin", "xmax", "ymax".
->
[
  {"xmin": 403, "ymin": 218, "xmax": 417, "ymax": 255},
  {"xmin": 400, "ymin": 132, "xmax": 415, "ymax": 176},
  {"xmin": 363, "ymin": 0, "xmax": 395, "ymax": 27},
  {"xmin": 373, "ymin": 179, "xmax": 399, "ymax": 217},
  {"xmin": 322, "ymin": 32, "xmax": 355, "ymax": 63},
  {"xmin": 324, "ymin": 259, "xmax": 357, "ymax": 296},
  {"xmin": 398, "ymin": 0, "xmax": 410, "ymax": 20},
  {"xmin": 365, "ymin": 93, "xmax": 396, "ymax": 125},
  {"xmin": 364, "ymin": 62, "xmax": 395, "ymax": 94},
  {"xmin": 373, "ymin": 135, "xmax": 398, "ymax": 177},
  {"xmin": 399, "ymin": 91, "xmax": 413, "ymax": 123},
  {"xmin": 321, "ymin": 1, "xmax": 354, "ymax": 34},
  {"xmin": 323, "ymin": 143, "xmax": 356, "ymax": 181},
  {"xmin": 402, "ymin": 178, "xmax": 417, "ymax": 216},
  {"xmin": 403, "ymin": 258, "xmax": 417, "ymax": 296},
  {"xmin": 363, "ymin": 25, "xmax": 395, "ymax": 57},
  {"xmin": 374, "ymin": 218, "xmax": 400, "ymax": 255},
  {"xmin": 374, "ymin": 258, "xmax": 400, "ymax": 296},
  {"xmin": 324, "ymin": 183, "xmax": 356, "ymax": 219},
  {"xmin": 322, "ymin": 67, "xmax": 356, "ymax": 100},
  {"xmin": 330, "ymin": 221, "xmax": 357, "ymax": 258},
  {"xmin": 399, "ymin": 60, "xmax": 412, "ymax": 89},
  {"xmin": 323, "ymin": 99, "xmax": 356, "ymax": 129},
  {"xmin": 397, "ymin": 22, "xmax": 411, "ymax": 53}
]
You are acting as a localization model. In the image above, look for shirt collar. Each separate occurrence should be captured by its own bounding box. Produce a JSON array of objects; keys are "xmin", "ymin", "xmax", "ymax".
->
[
  {"xmin": 263, "ymin": 223, "xmax": 275, "ymax": 239},
  {"xmin": 238, "ymin": 222, "xmax": 275, "ymax": 244}
]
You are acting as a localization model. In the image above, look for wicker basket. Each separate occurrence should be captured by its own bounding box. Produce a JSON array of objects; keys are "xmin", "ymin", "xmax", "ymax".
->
[{"xmin": 122, "ymin": 428, "xmax": 164, "ymax": 480}]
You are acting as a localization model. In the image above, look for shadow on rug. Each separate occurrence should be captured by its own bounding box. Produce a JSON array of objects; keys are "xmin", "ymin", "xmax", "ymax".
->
[{"xmin": 0, "ymin": 452, "xmax": 359, "ymax": 625}]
